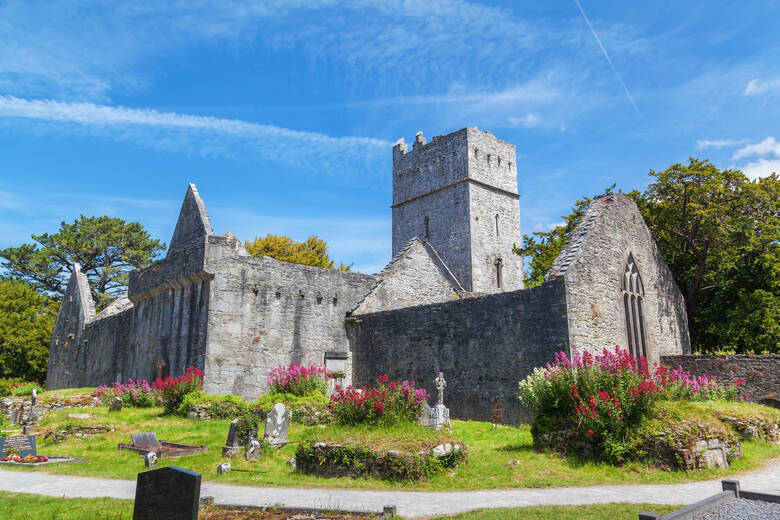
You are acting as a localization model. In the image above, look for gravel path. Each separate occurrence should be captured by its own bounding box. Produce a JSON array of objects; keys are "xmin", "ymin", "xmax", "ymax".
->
[
  {"xmin": 696, "ymin": 498, "xmax": 780, "ymax": 520},
  {"xmin": 1, "ymin": 458, "xmax": 779, "ymax": 518}
]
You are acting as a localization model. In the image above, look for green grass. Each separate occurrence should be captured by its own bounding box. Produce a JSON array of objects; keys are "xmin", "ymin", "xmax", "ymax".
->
[
  {"xmin": 0, "ymin": 492, "xmax": 682, "ymax": 520},
  {"xmin": 6, "ymin": 400, "xmax": 778, "ymax": 491},
  {"xmin": 430, "ymin": 503, "xmax": 682, "ymax": 519},
  {"xmin": 40, "ymin": 388, "xmax": 96, "ymax": 398},
  {"xmin": 0, "ymin": 492, "xmax": 132, "ymax": 519}
]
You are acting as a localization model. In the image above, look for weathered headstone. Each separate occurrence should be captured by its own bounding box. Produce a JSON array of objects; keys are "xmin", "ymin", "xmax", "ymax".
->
[
  {"xmin": 133, "ymin": 466, "xmax": 201, "ymax": 520},
  {"xmin": 430, "ymin": 372, "xmax": 451, "ymax": 431},
  {"xmin": 131, "ymin": 432, "xmax": 160, "ymax": 451},
  {"xmin": 221, "ymin": 419, "xmax": 240, "ymax": 457},
  {"xmin": 8, "ymin": 407, "xmax": 20, "ymax": 425},
  {"xmin": 144, "ymin": 451, "xmax": 158, "ymax": 468},
  {"xmin": 109, "ymin": 397, "xmax": 122, "ymax": 412},
  {"xmin": 0, "ymin": 435, "xmax": 37, "ymax": 458},
  {"xmin": 217, "ymin": 462, "xmax": 231, "ymax": 475},
  {"xmin": 264, "ymin": 403, "xmax": 289, "ymax": 446},
  {"xmin": 245, "ymin": 432, "xmax": 263, "ymax": 461},
  {"xmin": 418, "ymin": 401, "xmax": 431, "ymax": 426}
]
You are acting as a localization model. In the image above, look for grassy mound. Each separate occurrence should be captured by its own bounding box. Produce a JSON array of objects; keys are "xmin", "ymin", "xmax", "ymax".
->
[{"xmin": 295, "ymin": 423, "xmax": 466, "ymax": 481}]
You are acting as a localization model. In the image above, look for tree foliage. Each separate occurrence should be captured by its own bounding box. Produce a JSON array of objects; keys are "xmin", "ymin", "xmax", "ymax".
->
[
  {"xmin": 0, "ymin": 215, "xmax": 165, "ymax": 310},
  {"xmin": 245, "ymin": 234, "xmax": 352, "ymax": 271},
  {"xmin": 0, "ymin": 279, "xmax": 58, "ymax": 382},
  {"xmin": 516, "ymin": 159, "xmax": 779, "ymax": 353}
]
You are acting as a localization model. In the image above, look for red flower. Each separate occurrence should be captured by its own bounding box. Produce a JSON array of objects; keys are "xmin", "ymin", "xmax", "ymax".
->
[
  {"xmin": 587, "ymin": 430, "xmax": 594, "ymax": 436},
  {"xmin": 734, "ymin": 379, "xmax": 746, "ymax": 386}
]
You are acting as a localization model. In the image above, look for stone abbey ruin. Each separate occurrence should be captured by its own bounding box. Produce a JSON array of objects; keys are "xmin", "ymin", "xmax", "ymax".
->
[{"xmin": 47, "ymin": 127, "xmax": 690, "ymax": 422}]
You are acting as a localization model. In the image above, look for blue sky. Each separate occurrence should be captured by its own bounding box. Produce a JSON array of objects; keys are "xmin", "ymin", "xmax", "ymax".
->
[{"xmin": 1, "ymin": 1, "xmax": 779, "ymax": 274}]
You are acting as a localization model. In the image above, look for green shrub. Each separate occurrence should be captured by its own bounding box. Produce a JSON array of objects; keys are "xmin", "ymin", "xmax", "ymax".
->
[
  {"xmin": 0, "ymin": 378, "xmax": 22, "ymax": 397},
  {"xmin": 252, "ymin": 391, "xmax": 331, "ymax": 425},
  {"xmin": 177, "ymin": 391, "xmax": 249, "ymax": 418},
  {"xmin": 518, "ymin": 347, "xmax": 744, "ymax": 464},
  {"xmin": 11, "ymin": 382, "xmax": 44, "ymax": 396}
]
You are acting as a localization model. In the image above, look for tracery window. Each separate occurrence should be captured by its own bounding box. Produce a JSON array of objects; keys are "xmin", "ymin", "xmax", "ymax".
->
[{"xmin": 621, "ymin": 254, "xmax": 647, "ymax": 359}]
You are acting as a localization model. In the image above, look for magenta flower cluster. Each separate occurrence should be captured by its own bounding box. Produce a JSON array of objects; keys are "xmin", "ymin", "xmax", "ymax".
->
[
  {"xmin": 93, "ymin": 378, "xmax": 158, "ymax": 407},
  {"xmin": 267, "ymin": 362, "xmax": 328, "ymax": 396}
]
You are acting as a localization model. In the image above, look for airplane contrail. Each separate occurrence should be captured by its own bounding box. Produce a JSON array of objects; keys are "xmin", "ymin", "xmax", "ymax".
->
[{"xmin": 573, "ymin": 0, "xmax": 641, "ymax": 115}]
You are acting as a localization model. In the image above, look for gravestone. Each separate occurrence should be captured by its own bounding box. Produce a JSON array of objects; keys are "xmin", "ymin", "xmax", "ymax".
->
[
  {"xmin": 8, "ymin": 407, "xmax": 20, "ymax": 425},
  {"xmin": 133, "ymin": 466, "xmax": 201, "ymax": 520},
  {"xmin": 430, "ymin": 372, "xmax": 451, "ymax": 431},
  {"xmin": 221, "ymin": 419, "xmax": 240, "ymax": 458},
  {"xmin": 217, "ymin": 462, "xmax": 231, "ymax": 475},
  {"xmin": 418, "ymin": 401, "xmax": 431, "ymax": 426},
  {"xmin": 131, "ymin": 432, "xmax": 160, "ymax": 451},
  {"xmin": 245, "ymin": 432, "xmax": 263, "ymax": 461},
  {"xmin": 109, "ymin": 397, "xmax": 122, "ymax": 412},
  {"xmin": 264, "ymin": 403, "xmax": 289, "ymax": 446},
  {"xmin": 25, "ymin": 390, "xmax": 39, "ymax": 426},
  {"xmin": 144, "ymin": 451, "xmax": 158, "ymax": 468},
  {"xmin": 0, "ymin": 435, "xmax": 37, "ymax": 458}
]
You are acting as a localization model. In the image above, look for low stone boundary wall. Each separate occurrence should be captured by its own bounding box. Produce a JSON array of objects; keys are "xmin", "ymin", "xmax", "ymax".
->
[{"xmin": 661, "ymin": 355, "xmax": 780, "ymax": 405}]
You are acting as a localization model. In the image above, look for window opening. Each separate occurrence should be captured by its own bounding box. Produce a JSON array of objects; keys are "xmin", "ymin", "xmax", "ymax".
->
[
  {"xmin": 495, "ymin": 258, "xmax": 503, "ymax": 289},
  {"xmin": 621, "ymin": 254, "xmax": 647, "ymax": 358},
  {"xmin": 424, "ymin": 216, "xmax": 430, "ymax": 240},
  {"xmin": 495, "ymin": 214, "xmax": 500, "ymax": 237}
]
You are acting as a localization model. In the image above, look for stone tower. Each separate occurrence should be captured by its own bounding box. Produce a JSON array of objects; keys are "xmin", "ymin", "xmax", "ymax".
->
[{"xmin": 392, "ymin": 127, "xmax": 523, "ymax": 292}]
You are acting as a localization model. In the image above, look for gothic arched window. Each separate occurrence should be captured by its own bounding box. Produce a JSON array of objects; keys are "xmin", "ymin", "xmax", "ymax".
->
[{"xmin": 621, "ymin": 254, "xmax": 647, "ymax": 359}]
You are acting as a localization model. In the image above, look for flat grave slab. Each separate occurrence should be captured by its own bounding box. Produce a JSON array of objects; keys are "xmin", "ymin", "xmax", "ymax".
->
[{"xmin": 118, "ymin": 432, "xmax": 207, "ymax": 458}]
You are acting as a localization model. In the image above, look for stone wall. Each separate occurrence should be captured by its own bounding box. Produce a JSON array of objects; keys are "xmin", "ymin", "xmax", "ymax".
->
[
  {"xmin": 547, "ymin": 193, "xmax": 689, "ymax": 365},
  {"xmin": 202, "ymin": 235, "xmax": 378, "ymax": 399},
  {"xmin": 467, "ymin": 182, "xmax": 523, "ymax": 292},
  {"xmin": 349, "ymin": 279, "xmax": 569, "ymax": 423},
  {"xmin": 662, "ymin": 355, "xmax": 780, "ymax": 404},
  {"xmin": 392, "ymin": 180, "xmax": 472, "ymax": 291}
]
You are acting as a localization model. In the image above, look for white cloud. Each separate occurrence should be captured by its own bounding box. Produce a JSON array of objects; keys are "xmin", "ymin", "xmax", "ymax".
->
[
  {"xmin": 744, "ymin": 78, "xmax": 780, "ymax": 95},
  {"xmin": 740, "ymin": 158, "xmax": 780, "ymax": 180},
  {"xmin": 731, "ymin": 137, "xmax": 780, "ymax": 180},
  {"xmin": 508, "ymin": 113, "xmax": 542, "ymax": 128},
  {"xmin": 732, "ymin": 137, "xmax": 780, "ymax": 160},
  {"xmin": 696, "ymin": 139, "xmax": 747, "ymax": 149},
  {"xmin": 0, "ymin": 95, "xmax": 391, "ymax": 175}
]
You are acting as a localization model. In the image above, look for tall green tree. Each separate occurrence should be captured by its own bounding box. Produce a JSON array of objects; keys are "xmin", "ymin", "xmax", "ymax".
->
[
  {"xmin": 0, "ymin": 215, "xmax": 165, "ymax": 310},
  {"xmin": 0, "ymin": 279, "xmax": 58, "ymax": 382},
  {"xmin": 245, "ymin": 234, "xmax": 352, "ymax": 271}
]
